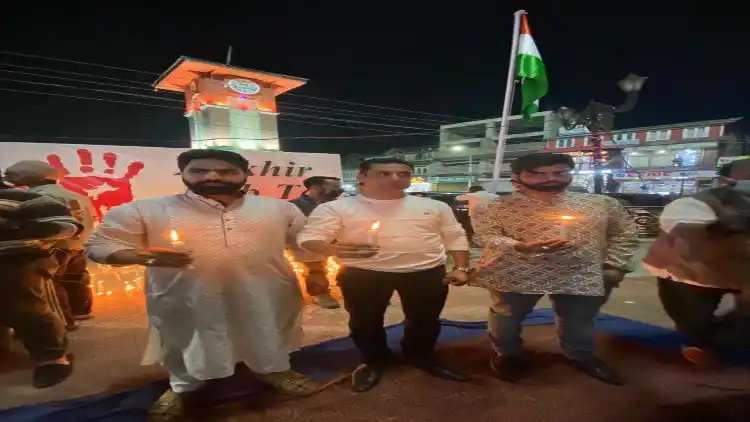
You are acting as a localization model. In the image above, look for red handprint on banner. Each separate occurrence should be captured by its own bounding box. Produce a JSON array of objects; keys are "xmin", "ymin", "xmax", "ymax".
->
[{"xmin": 46, "ymin": 149, "xmax": 145, "ymax": 221}]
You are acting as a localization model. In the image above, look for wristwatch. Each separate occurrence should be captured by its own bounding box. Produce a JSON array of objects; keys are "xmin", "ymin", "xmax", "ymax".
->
[
  {"xmin": 137, "ymin": 254, "xmax": 156, "ymax": 266},
  {"xmin": 452, "ymin": 266, "xmax": 472, "ymax": 273}
]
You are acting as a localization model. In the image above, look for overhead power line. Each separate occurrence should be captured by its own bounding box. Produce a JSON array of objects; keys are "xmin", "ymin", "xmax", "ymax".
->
[
  {"xmin": 0, "ymin": 63, "xmax": 153, "ymax": 86},
  {"xmin": 285, "ymin": 93, "xmax": 473, "ymax": 120},
  {"xmin": 0, "ymin": 81, "xmax": 439, "ymax": 132},
  {"xmin": 0, "ymin": 88, "xmax": 441, "ymax": 140},
  {"xmin": 0, "ymin": 51, "xmax": 159, "ymax": 75},
  {"xmin": 0, "ymin": 51, "xmax": 478, "ymax": 120},
  {"xmin": 0, "ymin": 62, "xmax": 456, "ymax": 126},
  {"xmin": 0, "ymin": 68, "xmax": 159, "ymax": 92}
]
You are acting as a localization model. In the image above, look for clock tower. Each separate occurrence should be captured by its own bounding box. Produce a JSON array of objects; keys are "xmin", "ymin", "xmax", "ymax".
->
[{"xmin": 153, "ymin": 56, "xmax": 307, "ymax": 150}]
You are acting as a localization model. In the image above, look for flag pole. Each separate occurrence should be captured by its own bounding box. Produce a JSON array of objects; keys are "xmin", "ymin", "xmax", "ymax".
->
[{"xmin": 490, "ymin": 9, "xmax": 526, "ymax": 186}]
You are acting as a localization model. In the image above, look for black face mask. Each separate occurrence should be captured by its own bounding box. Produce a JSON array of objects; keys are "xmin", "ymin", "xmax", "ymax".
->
[
  {"xmin": 515, "ymin": 177, "xmax": 570, "ymax": 193},
  {"xmin": 183, "ymin": 179, "xmax": 246, "ymax": 196}
]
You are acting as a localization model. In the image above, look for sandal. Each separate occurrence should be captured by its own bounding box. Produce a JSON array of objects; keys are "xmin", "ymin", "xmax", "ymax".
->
[{"xmin": 255, "ymin": 370, "xmax": 319, "ymax": 396}]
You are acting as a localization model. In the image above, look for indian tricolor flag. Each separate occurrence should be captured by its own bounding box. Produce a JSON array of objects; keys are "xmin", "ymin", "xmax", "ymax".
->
[{"xmin": 517, "ymin": 14, "xmax": 548, "ymax": 119}]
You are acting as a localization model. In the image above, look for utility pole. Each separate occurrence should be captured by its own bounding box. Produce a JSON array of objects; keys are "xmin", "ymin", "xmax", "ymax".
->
[{"xmin": 226, "ymin": 46, "xmax": 233, "ymax": 65}]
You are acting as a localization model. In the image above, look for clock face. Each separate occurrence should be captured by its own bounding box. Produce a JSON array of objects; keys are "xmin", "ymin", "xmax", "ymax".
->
[{"xmin": 226, "ymin": 79, "xmax": 261, "ymax": 95}]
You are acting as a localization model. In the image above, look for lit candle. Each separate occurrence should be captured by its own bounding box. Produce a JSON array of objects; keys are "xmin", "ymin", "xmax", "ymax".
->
[
  {"xmin": 367, "ymin": 221, "xmax": 381, "ymax": 245},
  {"xmin": 559, "ymin": 215, "xmax": 575, "ymax": 238},
  {"xmin": 170, "ymin": 230, "xmax": 186, "ymax": 251},
  {"xmin": 168, "ymin": 230, "xmax": 194, "ymax": 269}
]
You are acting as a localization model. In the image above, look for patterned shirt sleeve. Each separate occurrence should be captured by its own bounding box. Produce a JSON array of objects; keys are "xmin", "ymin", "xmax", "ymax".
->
[
  {"xmin": 471, "ymin": 201, "xmax": 520, "ymax": 250},
  {"xmin": 604, "ymin": 198, "xmax": 639, "ymax": 271},
  {"xmin": 84, "ymin": 203, "xmax": 146, "ymax": 263}
]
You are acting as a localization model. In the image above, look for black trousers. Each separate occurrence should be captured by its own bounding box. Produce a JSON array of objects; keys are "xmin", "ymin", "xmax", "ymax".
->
[
  {"xmin": 657, "ymin": 277, "xmax": 750, "ymax": 351},
  {"xmin": 54, "ymin": 249, "xmax": 93, "ymax": 318},
  {"xmin": 0, "ymin": 255, "xmax": 68, "ymax": 362},
  {"xmin": 337, "ymin": 266, "xmax": 448, "ymax": 365}
]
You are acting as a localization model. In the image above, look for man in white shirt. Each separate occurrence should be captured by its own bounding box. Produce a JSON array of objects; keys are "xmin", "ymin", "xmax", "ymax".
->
[
  {"xmin": 298, "ymin": 158, "xmax": 472, "ymax": 393},
  {"xmin": 458, "ymin": 186, "xmax": 499, "ymax": 245},
  {"xmin": 458, "ymin": 185, "xmax": 500, "ymax": 214},
  {"xmin": 643, "ymin": 159, "xmax": 750, "ymax": 366}
]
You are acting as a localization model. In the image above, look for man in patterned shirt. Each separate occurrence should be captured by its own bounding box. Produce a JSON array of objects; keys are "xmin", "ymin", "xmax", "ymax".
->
[{"xmin": 472, "ymin": 153, "xmax": 638, "ymax": 385}]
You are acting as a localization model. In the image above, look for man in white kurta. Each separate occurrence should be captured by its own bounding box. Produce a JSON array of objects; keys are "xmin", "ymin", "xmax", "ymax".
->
[{"xmin": 85, "ymin": 149, "xmax": 317, "ymax": 417}]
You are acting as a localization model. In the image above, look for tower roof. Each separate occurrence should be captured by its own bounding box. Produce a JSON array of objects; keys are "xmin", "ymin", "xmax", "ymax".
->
[{"xmin": 153, "ymin": 56, "xmax": 307, "ymax": 95}]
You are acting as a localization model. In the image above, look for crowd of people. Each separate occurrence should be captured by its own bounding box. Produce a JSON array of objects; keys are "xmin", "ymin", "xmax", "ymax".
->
[{"xmin": 1, "ymin": 149, "xmax": 748, "ymax": 420}]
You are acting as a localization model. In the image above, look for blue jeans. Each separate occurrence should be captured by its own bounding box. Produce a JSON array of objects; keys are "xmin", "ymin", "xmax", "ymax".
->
[{"xmin": 488, "ymin": 291, "xmax": 609, "ymax": 362}]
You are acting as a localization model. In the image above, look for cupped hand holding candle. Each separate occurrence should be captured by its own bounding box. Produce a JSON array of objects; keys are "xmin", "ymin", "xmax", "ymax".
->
[
  {"xmin": 559, "ymin": 215, "xmax": 575, "ymax": 239},
  {"xmin": 138, "ymin": 230, "xmax": 194, "ymax": 269}
]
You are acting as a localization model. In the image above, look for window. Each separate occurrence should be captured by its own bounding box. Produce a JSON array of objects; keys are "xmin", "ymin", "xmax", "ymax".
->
[
  {"xmin": 682, "ymin": 127, "xmax": 709, "ymax": 139},
  {"xmin": 650, "ymin": 154, "xmax": 674, "ymax": 168},
  {"xmin": 613, "ymin": 132, "xmax": 637, "ymax": 142},
  {"xmin": 582, "ymin": 137, "xmax": 591, "ymax": 146},
  {"xmin": 675, "ymin": 150, "xmax": 700, "ymax": 166},
  {"xmin": 413, "ymin": 166, "xmax": 428, "ymax": 175},
  {"xmin": 624, "ymin": 155, "xmax": 649, "ymax": 168},
  {"xmin": 555, "ymin": 138, "xmax": 574, "ymax": 148},
  {"xmin": 646, "ymin": 130, "xmax": 671, "ymax": 141}
]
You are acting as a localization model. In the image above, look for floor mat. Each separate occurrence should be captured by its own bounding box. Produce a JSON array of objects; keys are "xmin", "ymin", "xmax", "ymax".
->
[{"xmin": 1, "ymin": 308, "xmax": 748, "ymax": 422}]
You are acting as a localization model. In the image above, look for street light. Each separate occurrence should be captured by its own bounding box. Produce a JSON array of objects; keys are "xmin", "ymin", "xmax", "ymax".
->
[
  {"xmin": 556, "ymin": 73, "xmax": 647, "ymax": 194},
  {"xmin": 449, "ymin": 145, "xmax": 473, "ymax": 190}
]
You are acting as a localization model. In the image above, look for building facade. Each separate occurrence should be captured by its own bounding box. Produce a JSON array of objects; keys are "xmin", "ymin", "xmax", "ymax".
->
[
  {"xmin": 342, "ymin": 114, "xmax": 745, "ymax": 196},
  {"xmin": 545, "ymin": 117, "xmax": 744, "ymax": 195},
  {"xmin": 341, "ymin": 111, "xmax": 560, "ymax": 193}
]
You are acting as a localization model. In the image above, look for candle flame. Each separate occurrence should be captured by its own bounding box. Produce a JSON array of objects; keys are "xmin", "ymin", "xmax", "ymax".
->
[
  {"xmin": 369, "ymin": 221, "xmax": 381, "ymax": 231},
  {"xmin": 170, "ymin": 230, "xmax": 180, "ymax": 241},
  {"xmin": 560, "ymin": 215, "xmax": 575, "ymax": 221}
]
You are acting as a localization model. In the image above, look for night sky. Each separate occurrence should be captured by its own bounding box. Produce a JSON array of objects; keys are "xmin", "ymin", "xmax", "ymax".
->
[{"xmin": 1, "ymin": 6, "xmax": 746, "ymax": 156}]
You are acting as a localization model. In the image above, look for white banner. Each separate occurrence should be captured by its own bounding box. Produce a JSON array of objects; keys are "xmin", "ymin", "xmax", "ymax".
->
[{"xmin": 0, "ymin": 143, "xmax": 341, "ymax": 220}]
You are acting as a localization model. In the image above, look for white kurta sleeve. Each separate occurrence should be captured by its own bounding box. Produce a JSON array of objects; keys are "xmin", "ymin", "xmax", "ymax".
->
[
  {"xmin": 296, "ymin": 203, "xmax": 343, "ymax": 247},
  {"xmin": 84, "ymin": 203, "xmax": 146, "ymax": 263},
  {"xmin": 437, "ymin": 202, "xmax": 469, "ymax": 251},
  {"xmin": 283, "ymin": 202, "xmax": 324, "ymax": 263}
]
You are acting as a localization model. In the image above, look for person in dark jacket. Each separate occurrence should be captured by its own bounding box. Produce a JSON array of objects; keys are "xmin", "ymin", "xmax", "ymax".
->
[
  {"xmin": 0, "ymin": 168, "xmax": 82, "ymax": 388},
  {"xmin": 6, "ymin": 160, "xmax": 97, "ymax": 329},
  {"xmin": 290, "ymin": 176, "xmax": 343, "ymax": 309}
]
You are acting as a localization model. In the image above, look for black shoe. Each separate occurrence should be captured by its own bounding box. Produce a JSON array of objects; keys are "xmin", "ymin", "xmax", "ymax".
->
[
  {"xmin": 412, "ymin": 361, "xmax": 468, "ymax": 382},
  {"xmin": 351, "ymin": 364, "xmax": 383, "ymax": 393},
  {"xmin": 568, "ymin": 357, "xmax": 623, "ymax": 386},
  {"xmin": 489, "ymin": 354, "xmax": 530, "ymax": 383},
  {"xmin": 33, "ymin": 355, "xmax": 74, "ymax": 389}
]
